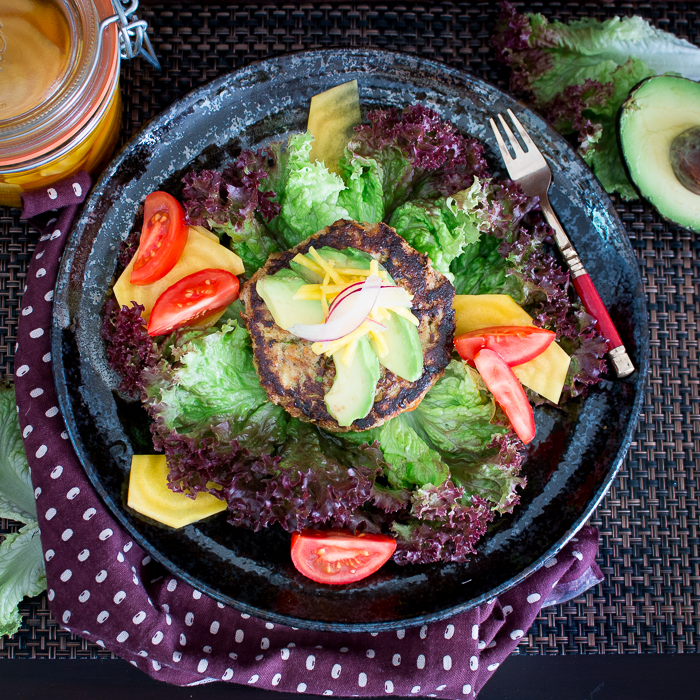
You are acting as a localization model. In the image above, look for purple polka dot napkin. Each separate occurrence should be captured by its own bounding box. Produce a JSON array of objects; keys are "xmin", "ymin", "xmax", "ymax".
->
[{"xmin": 13, "ymin": 175, "xmax": 604, "ymax": 697}]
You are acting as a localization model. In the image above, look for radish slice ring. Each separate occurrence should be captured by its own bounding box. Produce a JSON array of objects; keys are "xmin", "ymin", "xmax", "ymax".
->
[
  {"xmin": 327, "ymin": 280, "xmax": 366, "ymax": 316},
  {"xmin": 289, "ymin": 275, "xmax": 383, "ymax": 342},
  {"xmin": 328, "ymin": 283, "xmax": 412, "ymax": 317}
]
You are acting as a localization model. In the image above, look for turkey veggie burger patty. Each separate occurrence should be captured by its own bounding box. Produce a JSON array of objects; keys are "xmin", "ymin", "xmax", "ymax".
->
[{"xmin": 240, "ymin": 219, "xmax": 455, "ymax": 432}]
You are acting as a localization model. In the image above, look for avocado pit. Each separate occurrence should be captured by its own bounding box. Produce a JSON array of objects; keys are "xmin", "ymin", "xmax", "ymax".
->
[{"xmin": 670, "ymin": 126, "xmax": 700, "ymax": 196}]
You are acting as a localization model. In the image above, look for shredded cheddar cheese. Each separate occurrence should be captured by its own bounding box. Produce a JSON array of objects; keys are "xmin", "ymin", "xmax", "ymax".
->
[
  {"xmin": 308, "ymin": 247, "xmax": 343, "ymax": 285},
  {"xmin": 369, "ymin": 328, "xmax": 390, "ymax": 357}
]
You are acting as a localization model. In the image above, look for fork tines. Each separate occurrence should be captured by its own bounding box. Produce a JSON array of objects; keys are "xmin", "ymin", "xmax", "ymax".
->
[{"xmin": 489, "ymin": 109, "xmax": 539, "ymax": 162}]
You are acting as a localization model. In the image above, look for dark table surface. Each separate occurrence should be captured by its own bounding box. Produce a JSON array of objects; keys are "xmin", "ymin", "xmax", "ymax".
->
[{"xmin": 1, "ymin": 2, "xmax": 699, "ymax": 698}]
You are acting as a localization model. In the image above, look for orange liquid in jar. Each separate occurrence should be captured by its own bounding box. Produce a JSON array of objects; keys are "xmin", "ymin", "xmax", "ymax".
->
[
  {"xmin": 0, "ymin": 0, "xmax": 122, "ymax": 207},
  {"xmin": 0, "ymin": 0, "xmax": 72, "ymax": 121}
]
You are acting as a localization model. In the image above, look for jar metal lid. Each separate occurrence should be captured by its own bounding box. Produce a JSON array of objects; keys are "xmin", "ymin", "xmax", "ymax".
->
[{"xmin": 0, "ymin": 0, "xmax": 120, "ymax": 168}]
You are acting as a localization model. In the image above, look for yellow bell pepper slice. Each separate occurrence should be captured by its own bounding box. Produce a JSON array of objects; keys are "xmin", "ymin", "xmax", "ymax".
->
[
  {"xmin": 453, "ymin": 294, "xmax": 571, "ymax": 404},
  {"xmin": 127, "ymin": 455, "xmax": 226, "ymax": 529},
  {"xmin": 113, "ymin": 226, "xmax": 244, "ymax": 320},
  {"xmin": 307, "ymin": 80, "xmax": 362, "ymax": 174}
]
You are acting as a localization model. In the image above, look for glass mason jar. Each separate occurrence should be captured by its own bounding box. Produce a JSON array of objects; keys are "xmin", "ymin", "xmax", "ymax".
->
[{"xmin": 0, "ymin": 0, "xmax": 125, "ymax": 207}]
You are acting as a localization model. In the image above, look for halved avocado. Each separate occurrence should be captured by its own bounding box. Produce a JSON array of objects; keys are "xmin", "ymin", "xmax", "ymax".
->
[{"xmin": 619, "ymin": 75, "xmax": 700, "ymax": 232}]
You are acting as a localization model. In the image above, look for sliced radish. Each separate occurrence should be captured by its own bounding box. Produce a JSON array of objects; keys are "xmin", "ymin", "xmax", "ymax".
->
[
  {"xmin": 327, "ymin": 280, "xmax": 366, "ymax": 316},
  {"xmin": 327, "ymin": 282, "xmax": 412, "ymax": 317},
  {"xmin": 289, "ymin": 275, "xmax": 383, "ymax": 342}
]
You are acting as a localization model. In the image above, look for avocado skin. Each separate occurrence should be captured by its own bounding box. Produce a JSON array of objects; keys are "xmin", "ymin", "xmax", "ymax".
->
[{"xmin": 618, "ymin": 75, "xmax": 700, "ymax": 232}]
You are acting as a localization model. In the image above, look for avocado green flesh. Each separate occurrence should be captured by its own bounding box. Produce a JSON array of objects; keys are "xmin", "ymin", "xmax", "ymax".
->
[
  {"xmin": 619, "ymin": 75, "xmax": 700, "ymax": 232},
  {"xmin": 325, "ymin": 336, "xmax": 380, "ymax": 427},
  {"xmin": 371, "ymin": 310, "xmax": 423, "ymax": 382},
  {"xmin": 255, "ymin": 275, "xmax": 325, "ymax": 330}
]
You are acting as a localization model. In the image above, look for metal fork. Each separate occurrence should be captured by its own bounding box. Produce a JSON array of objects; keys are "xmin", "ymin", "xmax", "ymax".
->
[{"xmin": 490, "ymin": 109, "xmax": 634, "ymax": 378}]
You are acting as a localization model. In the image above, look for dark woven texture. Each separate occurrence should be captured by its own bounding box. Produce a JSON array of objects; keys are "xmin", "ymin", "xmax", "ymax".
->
[{"xmin": 1, "ymin": 1, "xmax": 698, "ymax": 659}]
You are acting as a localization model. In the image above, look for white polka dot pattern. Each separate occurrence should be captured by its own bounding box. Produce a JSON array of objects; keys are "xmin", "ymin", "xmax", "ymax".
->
[{"xmin": 13, "ymin": 180, "xmax": 603, "ymax": 696}]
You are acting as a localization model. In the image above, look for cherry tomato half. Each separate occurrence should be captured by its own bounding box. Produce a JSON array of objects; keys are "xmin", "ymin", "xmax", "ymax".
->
[
  {"xmin": 130, "ymin": 191, "xmax": 188, "ymax": 286},
  {"xmin": 290, "ymin": 530, "xmax": 397, "ymax": 585},
  {"xmin": 147, "ymin": 268, "xmax": 239, "ymax": 337},
  {"xmin": 473, "ymin": 348, "xmax": 536, "ymax": 445},
  {"xmin": 455, "ymin": 326, "xmax": 556, "ymax": 367}
]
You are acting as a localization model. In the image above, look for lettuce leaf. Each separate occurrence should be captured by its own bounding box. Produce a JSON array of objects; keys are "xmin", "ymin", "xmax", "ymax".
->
[
  {"xmin": 493, "ymin": 2, "xmax": 700, "ymax": 198},
  {"xmin": 450, "ymin": 178, "xmax": 540, "ymax": 298},
  {"xmin": 377, "ymin": 416, "xmax": 449, "ymax": 490},
  {"xmin": 392, "ymin": 483, "xmax": 493, "ymax": 565},
  {"xmin": 389, "ymin": 179, "xmax": 484, "ymax": 280},
  {"xmin": 145, "ymin": 321, "xmax": 270, "ymax": 438},
  {"xmin": 338, "ymin": 104, "xmax": 489, "ymax": 219},
  {"xmin": 412, "ymin": 360, "xmax": 505, "ymax": 456},
  {"xmin": 0, "ymin": 524, "xmax": 46, "ymax": 637},
  {"xmin": 0, "ymin": 389, "xmax": 36, "ymax": 524},
  {"xmin": 265, "ymin": 132, "xmax": 352, "ymax": 247},
  {"xmin": 159, "ymin": 417, "xmax": 387, "ymax": 534},
  {"xmin": 182, "ymin": 150, "xmax": 280, "ymax": 273},
  {"xmin": 338, "ymin": 360, "xmax": 524, "ymax": 520},
  {"xmin": 338, "ymin": 153, "xmax": 385, "ymax": 224},
  {"xmin": 101, "ymin": 299, "xmax": 160, "ymax": 399},
  {"xmin": 0, "ymin": 386, "xmax": 46, "ymax": 638},
  {"xmin": 450, "ymin": 231, "xmax": 517, "ymax": 297},
  {"xmin": 448, "ymin": 434, "xmax": 525, "ymax": 515}
]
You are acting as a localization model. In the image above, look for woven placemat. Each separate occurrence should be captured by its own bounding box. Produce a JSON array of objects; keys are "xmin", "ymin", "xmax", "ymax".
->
[{"xmin": 1, "ymin": 2, "xmax": 698, "ymax": 659}]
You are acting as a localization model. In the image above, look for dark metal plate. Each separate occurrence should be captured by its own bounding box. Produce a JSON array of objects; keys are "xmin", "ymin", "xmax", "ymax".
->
[{"xmin": 52, "ymin": 49, "xmax": 648, "ymax": 632}]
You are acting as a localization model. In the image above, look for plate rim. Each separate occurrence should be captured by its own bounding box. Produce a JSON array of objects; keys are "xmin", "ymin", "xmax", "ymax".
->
[{"xmin": 52, "ymin": 47, "xmax": 649, "ymax": 632}]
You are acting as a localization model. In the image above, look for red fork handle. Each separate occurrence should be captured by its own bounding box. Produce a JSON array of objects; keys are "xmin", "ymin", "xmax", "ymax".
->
[
  {"xmin": 571, "ymin": 273, "xmax": 622, "ymax": 348},
  {"xmin": 571, "ymin": 273, "xmax": 635, "ymax": 377}
]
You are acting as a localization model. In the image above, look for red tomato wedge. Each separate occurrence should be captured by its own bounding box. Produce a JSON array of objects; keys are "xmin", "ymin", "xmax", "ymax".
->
[
  {"xmin": 473, "ymin": 348, "xmax": 536, "ymax": 445},
  {"xmin": 130, "ymin": 191, "xmax": 188, "ymax": 285},
  {"xmin": 290, "ymin": 530, "xmax": 397, "ymax": 585},
  {"xmin": 454, "ymin": 326, "xmax": 555, "ymax": 367},
  {"xmin": 147, "ymin": 268, "xmax": 239, "ymax": 337}
]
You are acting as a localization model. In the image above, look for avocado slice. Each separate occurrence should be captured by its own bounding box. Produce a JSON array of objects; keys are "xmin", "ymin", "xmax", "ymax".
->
[
  {"xmin": 325, "ymin": 336, "xmax": 380, "ymax": 427},
  {"xmin": 343, "ymin": 247, "xmax": 375, "ymax": 268},
  {"xmin": 316, "ymin": 247, "xmax": 352, "ymax": 268},
  {"xmin": 370, "ymin": 310, "xmax": 423, "ymax": 382},
  {"xmin": 255, "ymin": 274, "xmax": 325, "ymax": 330},
  {"xmin": 619, "ymin": 75, "xmax": 700, "ymax": 232}
]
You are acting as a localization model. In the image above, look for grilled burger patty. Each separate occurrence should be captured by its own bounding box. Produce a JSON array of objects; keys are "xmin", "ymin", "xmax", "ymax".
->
[{"xmin": 240, "ymin": 219, "xmax": 456, "ymax": 432}]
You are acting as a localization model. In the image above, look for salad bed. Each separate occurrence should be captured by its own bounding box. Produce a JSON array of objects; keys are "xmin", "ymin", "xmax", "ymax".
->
[{"xmin": 102, "ymin": 100, "xmax": 608, "ymax": 574}]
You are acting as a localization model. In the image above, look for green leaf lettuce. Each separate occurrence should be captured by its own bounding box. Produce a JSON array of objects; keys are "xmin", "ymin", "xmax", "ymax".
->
[
  {"xmin": 0, "ymin": 386, "xmax": 46, "ymax": 638},
  {"xmin": 389, "ymin": 179, "xmax": 484, "ymax": 280},
  {"xmin": 146, "ymin": 321, "xmax": 274, "ymax": 438},
  {"xmin": 266, "ymin": 132, "xmax": 352, "ymax": 247}
]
